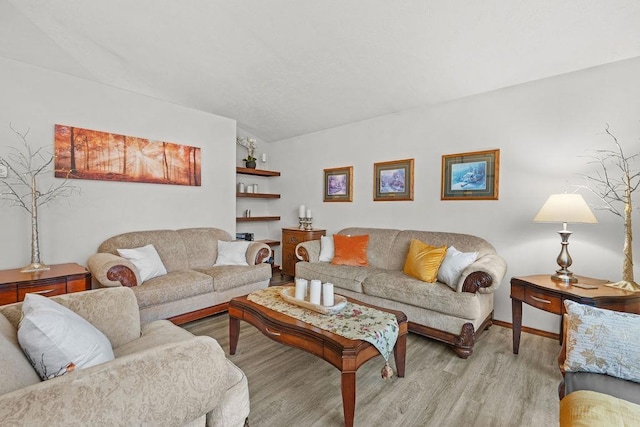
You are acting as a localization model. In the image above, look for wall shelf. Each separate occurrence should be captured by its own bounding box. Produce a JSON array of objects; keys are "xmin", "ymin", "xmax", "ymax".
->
[
  {"xmin": 236, "ymin": 167, "xmax": 281, "ymax": 177},
  {"xmin": 237, "ymin": 192, "xmax": 281, "ymax": 199},
  {"xmin": 236, "ymin": 216, "xmax": 281, "ymax": 222}
]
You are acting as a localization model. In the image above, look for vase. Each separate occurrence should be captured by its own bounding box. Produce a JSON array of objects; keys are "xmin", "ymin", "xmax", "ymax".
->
[{"xmin": 245, "ymin": 161, "xmax": 257, "ymax": 169}]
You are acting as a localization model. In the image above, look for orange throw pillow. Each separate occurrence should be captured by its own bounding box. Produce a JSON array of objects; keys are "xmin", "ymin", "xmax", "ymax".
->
[
  {"xmin": 331, "ymin": 234, "xmax": 369, "ymax": 266},
  {"xmin": 403, "ymin": 239, "xmax": 447, "ymax": 283}
]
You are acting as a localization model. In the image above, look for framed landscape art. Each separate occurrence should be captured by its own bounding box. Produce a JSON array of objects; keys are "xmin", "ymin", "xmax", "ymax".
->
[
  {"xmin": 373, "ymin": 158, "xmax": 414, "ymax": 201},
  {"xmin": 441, "ymin": 149, "xmax": 499, "ymax": 200},
  {"xmin": 323, "ymin": 166, "xmax": 353, "ymax": 202}
]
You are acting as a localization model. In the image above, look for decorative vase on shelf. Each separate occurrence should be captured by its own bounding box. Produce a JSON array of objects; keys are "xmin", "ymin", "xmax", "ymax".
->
[{"xmin": 245, "ymin": 160, "xmax": 257, "ymax": 169}]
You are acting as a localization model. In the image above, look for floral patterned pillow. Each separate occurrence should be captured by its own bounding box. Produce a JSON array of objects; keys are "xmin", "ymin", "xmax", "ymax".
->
[{"xmin": 563, "ymin": 300, "xmax": 640, "ymax": 383}]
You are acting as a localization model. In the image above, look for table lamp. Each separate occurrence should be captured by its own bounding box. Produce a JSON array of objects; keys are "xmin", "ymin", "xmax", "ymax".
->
[{"xmin": 533, "ymin": 193, "xmax": 597, "ymax": 283}]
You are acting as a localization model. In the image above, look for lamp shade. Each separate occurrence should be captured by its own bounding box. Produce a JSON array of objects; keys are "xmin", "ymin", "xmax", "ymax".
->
[{"xmin": 533, "ymin": 194, "xmax": 598, "ymax": 224}]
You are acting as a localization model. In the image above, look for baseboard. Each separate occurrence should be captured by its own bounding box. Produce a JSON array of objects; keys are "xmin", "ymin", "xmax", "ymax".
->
[{"xmin": 492, "ymin": 319, "xmax": 559, "ymax": 341}]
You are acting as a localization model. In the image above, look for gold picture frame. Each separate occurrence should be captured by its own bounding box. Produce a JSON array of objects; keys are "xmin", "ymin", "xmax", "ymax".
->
[
  {"xmin": 323, "ymin": 166, "xmax": 353, "ymax": 202},
  {"xmin": 441, "ymin": 149, "xmax": 500, "ymax": 200},
  {"xmin": 373, "ymin": 158, "xmax": 414, "ymax": 201}
]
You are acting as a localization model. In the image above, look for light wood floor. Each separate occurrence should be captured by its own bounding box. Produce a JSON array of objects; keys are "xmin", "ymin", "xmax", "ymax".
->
[{"xmin": 183, "ymin": 314, "xmax": 561, "ymax": 427}]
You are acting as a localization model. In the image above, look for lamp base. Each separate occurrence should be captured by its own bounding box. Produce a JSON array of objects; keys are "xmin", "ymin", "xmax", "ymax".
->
[
  {"xmin": 551, "ymin": 273, "xmax": 578, "ymax": 283},
  {"xmin": 20, "ymin": 262, "xmax": 50, "ymax": 273}
]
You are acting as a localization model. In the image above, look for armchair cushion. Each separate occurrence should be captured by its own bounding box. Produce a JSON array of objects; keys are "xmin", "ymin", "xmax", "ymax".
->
[
  {"xmin": 18, "ymin": 293, "xmax": 115, "ymax": 380},
  {"xmin": 563, "ymin": 300, "xmax": 640, "ymax": 383},
  {"xmin": 0, "ymin": 315, "xmax": 40, "ymax": 395},
  {"xmin": 117, "ymin": 244, "xmax": 167, "ymax": 282}
]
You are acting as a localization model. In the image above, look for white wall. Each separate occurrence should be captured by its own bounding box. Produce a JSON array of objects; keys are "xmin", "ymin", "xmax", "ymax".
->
[
  {"xmin": 0, "ymin": 58, "xmax": 237, "ymax": 272},
  {"xmin": 268, "ymin": 57, "xmax": 640, "ymax": 334}
]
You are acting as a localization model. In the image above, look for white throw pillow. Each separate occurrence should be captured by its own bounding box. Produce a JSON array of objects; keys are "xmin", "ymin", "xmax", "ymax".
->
[
  {"xmin": 215, "ymin": 240, "xmax": 250, "ymax": 266},
  {"xmin": 117, "ymin": 244, "xmax": 167, "ymax": 283},
  {"xmin": 18, "ymin": 293, "xmax": 115, "ymax": 380},
  {"xmin": 319, "ymin": 235, "xmax": 335, "ymax": 262},
  {"xmin": 437, "ymin": 246, "xmax": 478, "ymax": 289}
]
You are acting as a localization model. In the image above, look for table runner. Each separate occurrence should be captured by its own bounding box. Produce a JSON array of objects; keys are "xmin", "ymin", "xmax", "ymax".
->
[{"xmin": 247, "ymin": 286, "xmax": 399, "ymax": 364}]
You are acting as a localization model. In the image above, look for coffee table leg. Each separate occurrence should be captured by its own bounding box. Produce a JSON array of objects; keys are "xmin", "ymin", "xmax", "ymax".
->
[
  {"xmin": 512, "ymin": 298, "xmax": 522, "ymax": 354},
  {"xmin": 394, "ymin": 333, "xmax": 407, "ymax": 378},
  {"xmin": 229, "ymin": 316, "xmax": 240, "ymax": 355},
  {"xmin": 341, "ymin": 371, "xmax": 356, "ymax": 427}
]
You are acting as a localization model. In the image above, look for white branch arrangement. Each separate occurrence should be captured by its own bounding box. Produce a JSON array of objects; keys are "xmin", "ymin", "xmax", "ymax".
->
[
  {"xmin": 576, "ymin": 124, "xmax": 640, "ymax": 291},
  {"xmin": 0, "ymin": 124, "xmax": 80, "ymax": 272}
]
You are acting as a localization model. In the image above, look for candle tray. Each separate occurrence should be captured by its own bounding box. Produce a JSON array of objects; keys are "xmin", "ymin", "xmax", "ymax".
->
[{"xmin": 279, "ymin": 287, "xmax": 347, "ymax": 315}]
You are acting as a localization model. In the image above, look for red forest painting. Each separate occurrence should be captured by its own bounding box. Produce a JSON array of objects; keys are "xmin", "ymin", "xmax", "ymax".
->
[{"xmin": 54, "ymin": 125, "xmax": 201, "ymax": 186}]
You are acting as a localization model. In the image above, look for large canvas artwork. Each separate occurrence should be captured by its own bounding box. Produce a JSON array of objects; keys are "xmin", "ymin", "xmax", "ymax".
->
[{"xmin": 54, "ymin": 125, "xmax": 201, "ymax": 186}]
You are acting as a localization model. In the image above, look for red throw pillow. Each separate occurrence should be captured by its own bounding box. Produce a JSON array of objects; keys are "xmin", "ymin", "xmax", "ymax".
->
[{"xmin": 331, "ymin": 235, "xmax": 369, "ymax": 266}]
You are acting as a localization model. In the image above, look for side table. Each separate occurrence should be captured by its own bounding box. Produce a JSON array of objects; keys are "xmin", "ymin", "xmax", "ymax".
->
[
  {"xmin": 510, "ymin": 275, "xmax": 640, "ymax": 354},
  {"xmin": 281, "ymin": 227, "xmax": 326, "ymax": 277},
  {"xmin": 0, "ymin": 263, "xmax": 91, "ymax": 305}
]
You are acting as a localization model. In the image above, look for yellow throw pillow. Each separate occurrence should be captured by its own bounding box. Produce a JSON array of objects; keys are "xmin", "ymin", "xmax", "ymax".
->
[{"xmin": 403, "ymin": 239, "xmax": 447, "ymax": 283}]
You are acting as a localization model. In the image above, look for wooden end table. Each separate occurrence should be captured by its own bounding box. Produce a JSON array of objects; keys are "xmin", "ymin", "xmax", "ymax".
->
[
  {"xmin": 229, "ymin": 289, "xmax": 407, "ymax": 427},
  {"xmin": 0, "ymin": 263, "xmax": 91, "ymax": 305},
  {"xmin": 510, "ymin": 274, "xmax": 640, "ymax": 354}
]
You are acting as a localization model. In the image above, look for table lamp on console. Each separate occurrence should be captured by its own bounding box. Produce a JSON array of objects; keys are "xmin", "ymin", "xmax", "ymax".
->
[{"xmin": 533, "ymin": 193, "xmax": 598, "ymax": 283}]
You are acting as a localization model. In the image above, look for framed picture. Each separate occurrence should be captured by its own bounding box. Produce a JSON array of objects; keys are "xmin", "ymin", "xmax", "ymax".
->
[
  {"xmin": 323, "ymin": 166, "xmax": 353, "ymax": 202},
  {"xmin": 373, "ymin": 158, "xmax": 414, "ymax": 201},
  {"xmin": 441, "ymin": 149, "xmax": 500, "ymax": 200}
]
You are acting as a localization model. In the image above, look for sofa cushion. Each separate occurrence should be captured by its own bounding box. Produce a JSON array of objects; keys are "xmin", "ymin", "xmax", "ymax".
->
[
  {"xmin": 563, "ymin": 300, "xmax": 640, "ymax": 383},
  {"xmin": 117, "ymin": 244, "xmax": 167, "ymax": 283},
  {"xmin": 196, "ymin": 264, "xmax": 271, "ymax": 292},
  {"xmin": 214, "ymin": 241, "xmax": 250, "ymax": 266},
  {"xmin": 437, "ymin": 246, "xmax": 479, "ymax": 289},
  {"xmin": 295, "ymin": 262, "xmax": 386, "ymax": 293},
  {"xmin": 560, "ymin": 390, "xmax": 640, "ymax": 427},
  {"xmin": 176, "ymin": 228, "xmax": 232, "ymax": 269},
  {"xmin": 402, "ymin": 239, "xmax": 447, "ymax": 283},
  {"xmin": 363, "ymin": 271, "xmax": 481, "ymax": 320},
  {"xmin": 18, "ymin": 293, "xmax": 115, "ymax": 380},
  {"xmin": 0, "ymin": 314, "xmax": 41, "ymax": 394},
  {"xmin": 338, "ymin": 228, "xmax": 400, "ymax": 269},
  {"xmin": 132, "ymin": 270, "xmax": 214, "ymax": 309},
  {"xmin": 319, "ymin": 235, "xmax": 334, "ymax": 262},
  {"xmin": 331, "ymin": 234, "xmax": 369, "ymax": 266}
]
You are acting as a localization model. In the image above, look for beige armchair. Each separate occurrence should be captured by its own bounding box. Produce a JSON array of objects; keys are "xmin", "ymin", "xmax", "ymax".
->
[{"xmin": 0, "ymin": 287, "xmax": 249, "ymax": 426}]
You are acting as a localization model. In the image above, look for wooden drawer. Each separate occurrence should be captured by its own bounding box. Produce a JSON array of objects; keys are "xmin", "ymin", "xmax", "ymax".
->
[
  {"xmin": 67, "ymin": 277, "xmax": 90, "ymax": 293},
  {"xmin": 524, "ymin": 288, "xmax": 562, "ymax": 313},
  {"xmin": 18, "ymin": 282, "xmax": 67, "ymax": 301},
  {"xmin": 0, "ymin": 285, "xmax": 17, "ymax": 305}
]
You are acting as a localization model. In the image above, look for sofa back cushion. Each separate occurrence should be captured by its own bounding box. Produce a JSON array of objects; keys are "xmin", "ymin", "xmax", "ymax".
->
[
  {"xmin": 0, "ymin": 313, "xmax": 41, "ymax": 395},
  {"xmin": 98, "ymin": 230, "xmax": 189, "ymax": 272},
  {"xmin": 338, "ymin": 228, "xmax": 400, "ymax": 269},
  {"xmin": 177, "ymin": 228, "xmax": 233, "ymax": 269}
]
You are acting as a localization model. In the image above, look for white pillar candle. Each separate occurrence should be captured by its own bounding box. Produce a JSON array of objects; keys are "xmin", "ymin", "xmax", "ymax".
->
[
  {"xmin": 261, "ymin": 153, "xmax": 267, "ymax": 162},
  {"xmin": 309, "ymin": 279, "xmax": 322, "ymax": 305},
  {"xmin": 306, "ymin": 209, "xmax": 312, "ymax": 218},
  {"xmin": 299, "ymin": 205, "xmax": 306, "ymax": 218},
  {"xmin": 295, "ymin": 278, "xmax": 308, "ymax": 300},
  {"xmin": 322, "ymin": 282, "xmax": 334, "ymax": 306}
]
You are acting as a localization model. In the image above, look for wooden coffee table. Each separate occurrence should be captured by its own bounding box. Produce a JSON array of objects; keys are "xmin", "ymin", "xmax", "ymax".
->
[{"xmin": 228, "ymin": 289, "xmax": 408, "ymax": 427}]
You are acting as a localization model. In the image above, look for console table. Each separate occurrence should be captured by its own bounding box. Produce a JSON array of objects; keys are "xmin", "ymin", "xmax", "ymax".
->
[
  {"xmin": 510, "ymin": 274, "xmax": 640, "ymax": 354},
  {"xmin": 0, "ymin": 263, "xmax": 91, "ymax": 305}
]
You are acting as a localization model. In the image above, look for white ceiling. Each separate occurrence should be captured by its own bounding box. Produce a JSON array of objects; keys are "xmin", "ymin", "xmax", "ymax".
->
[{"xmin": 2, "ymin": 0, "xmax": 640, "ymax": 141}]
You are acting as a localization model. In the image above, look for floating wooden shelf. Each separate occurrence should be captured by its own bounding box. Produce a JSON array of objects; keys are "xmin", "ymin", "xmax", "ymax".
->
[
  {"xmin": 257, "ymin": 239, "xmax": 281, "ymax": 247},
  {"xmin": 236, "ymin": 167, "xmax": 281, "ymax": 177},
  {"xmin": 237, "ymin": 192, "xmax": 281, "ymax": 199},
  {"xmin": 236, "ymin": 216, "xmax": 281, "ymax": 222}
]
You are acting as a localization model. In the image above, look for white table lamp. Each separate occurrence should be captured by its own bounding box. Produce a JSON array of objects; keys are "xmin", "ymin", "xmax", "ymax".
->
[{"xmin": 533, "ymin": 194, "xmax": 597, "ymax": 283}]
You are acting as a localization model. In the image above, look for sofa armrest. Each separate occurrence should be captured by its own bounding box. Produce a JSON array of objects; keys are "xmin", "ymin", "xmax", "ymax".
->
[
  {"xmin": 457, "ymin": 254, "xmax": 507, "ymax": 294},
  {"xmin": 246, "ymin": 241, "xmax": 271, "ymax": 265},
  {"xmin": 0, "ymin": 336, "xmax": 229, "ymax": 425},
  {"xmin": 296, "ymin": 240, "xmax": 321, "ymax": 262},
  {"xmin": 88, "ymin": 252, "xmax": 140, "ymax": 287}
]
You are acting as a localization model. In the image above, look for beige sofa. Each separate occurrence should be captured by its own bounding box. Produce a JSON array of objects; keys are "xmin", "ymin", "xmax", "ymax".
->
[
  {"xmin": 296, "ymin": 227, "xmax": 507, "ymax": 358},
  {"xmin": 0, "ymin": 287, "xmax": 249, "ymax": 426},
  {"xmin": 88, "ymin": 227, "xmax": 272, "ymax": 325}
]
